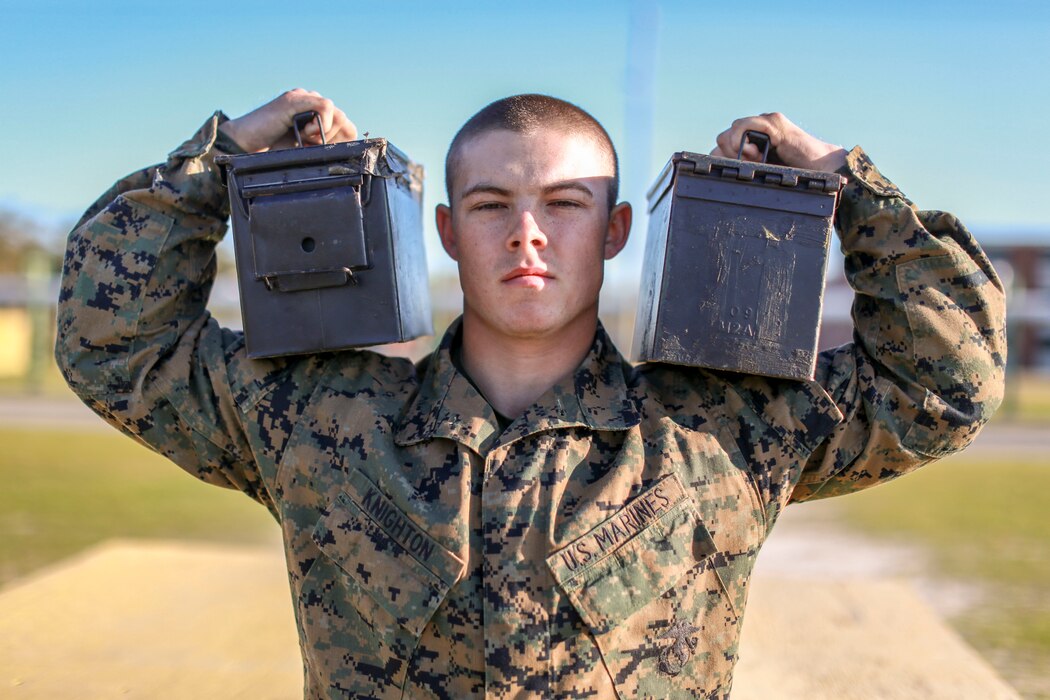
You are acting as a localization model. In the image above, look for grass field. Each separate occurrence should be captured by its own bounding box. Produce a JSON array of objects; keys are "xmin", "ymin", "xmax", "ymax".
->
[
  {"xmin": 830, "ymin": 452, "xmax": 1050, "ymax": 698},
  {"xmin": 1000, "ymin": 372, "xmax": 1050, "ymax": 423},
  {"xmin": 0, "ymin": 427, "xmax": 277, "ymax": 586}
]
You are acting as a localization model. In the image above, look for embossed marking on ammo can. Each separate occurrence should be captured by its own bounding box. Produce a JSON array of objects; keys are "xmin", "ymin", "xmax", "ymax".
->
[
  {"xmin": 633, "ymin": 131, "xmax": 843, "ymax": 380},
  {"xmin": 216, "ymin": 112, "xmax": 432, "ymax": 359}
]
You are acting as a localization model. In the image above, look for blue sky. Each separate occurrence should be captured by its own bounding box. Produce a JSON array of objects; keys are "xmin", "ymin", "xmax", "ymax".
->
[{"xmin": 2, "ymin": 0, "xmax": 1047, "ymax": 271}]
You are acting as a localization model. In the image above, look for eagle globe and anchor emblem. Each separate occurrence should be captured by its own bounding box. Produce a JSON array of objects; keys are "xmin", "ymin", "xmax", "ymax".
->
[{"xmin": 658, "ymin": 620, "xmax": 701, "ymax": 676}]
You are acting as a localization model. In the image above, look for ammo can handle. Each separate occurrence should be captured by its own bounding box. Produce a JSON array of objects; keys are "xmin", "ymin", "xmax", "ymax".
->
[
  {"xmin": 292, "ymin": 111, "xmax": 326, "ymax": 147},
  {"xmin": 737, "ymin": 130, "xmax": 771, "ymax": 162}
]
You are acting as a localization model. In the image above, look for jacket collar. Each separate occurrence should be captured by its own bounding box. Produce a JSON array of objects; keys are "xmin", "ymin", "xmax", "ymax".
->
[{"xmin": 394, "ymin": 318, "xmax": 640, "ymax": 455}]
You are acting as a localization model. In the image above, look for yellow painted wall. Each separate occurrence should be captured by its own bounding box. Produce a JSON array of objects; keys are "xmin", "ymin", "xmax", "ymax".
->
[{"xmin": 0, "ymin": 308, "xmax": 31, "ymax": 378}]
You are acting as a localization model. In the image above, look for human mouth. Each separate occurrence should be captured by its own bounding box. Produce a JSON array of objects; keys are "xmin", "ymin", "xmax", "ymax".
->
[{"xmin": 502, "ymin": 266, "xmax": 551, "ymax": 288}]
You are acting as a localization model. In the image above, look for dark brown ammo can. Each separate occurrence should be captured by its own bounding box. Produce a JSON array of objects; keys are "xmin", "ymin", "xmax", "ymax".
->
[
  {"xmin": 216, "ymin": 135, "xmax": 431, "ymax": 359},
  {"xmin": 632, "ymin": 136, "xmax": 842, "ymax": 380}
]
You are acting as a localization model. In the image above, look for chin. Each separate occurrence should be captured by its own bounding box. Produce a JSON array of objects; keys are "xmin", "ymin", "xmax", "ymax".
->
[
  {"xmin": 463, "ymin": 301, "xmax": 555, "ymax": 339},
  {"xmin": 498, "ymin": 311, "xmax": 562, "ymax": 338},
  {"xmin": 464, "ymin": 289, "xmax": 598, "ymax": 340},
  {"xmin": 498, "ymin": 301, "xmax": 597, "ymax": 340}
]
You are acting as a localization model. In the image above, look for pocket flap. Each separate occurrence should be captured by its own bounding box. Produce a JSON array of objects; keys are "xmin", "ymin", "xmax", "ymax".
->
[
  {"xmin": 311, "ymin": 470, "xmax": 465, "ymax": 636},
  {"xmin": 546, "ymin": 474, "xmax": 717, "ymax": 633}
]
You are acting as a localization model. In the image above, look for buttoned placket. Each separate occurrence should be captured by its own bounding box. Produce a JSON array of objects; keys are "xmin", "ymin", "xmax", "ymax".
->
[
  {"xmin": 394, "ymin": 320, "xmax": 640, "ymax": 698},
  {"xmin": 478, "ymin": 427, "xmax": 564, "ymax": 697}
]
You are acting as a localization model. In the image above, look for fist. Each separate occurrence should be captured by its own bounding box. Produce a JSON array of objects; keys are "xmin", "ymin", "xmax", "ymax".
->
[
  {"xmin": 219, "ymin": 88, "xmax": 358, "ymax": 154},
  {"xmin": 712, "ymin": 112, "xmax": 847, "ymax": 173}
]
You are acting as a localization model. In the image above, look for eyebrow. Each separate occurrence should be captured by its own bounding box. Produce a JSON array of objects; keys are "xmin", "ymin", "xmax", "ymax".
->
[
  {"xmin": 543, "ymin": 181, "xmax": 595, "ymax": 199},
  {"xmin": 459, "ymin": 180, "xmax": 596, "ymax": 202},
  {"xmin": 459, "ymin": 184, "xmax": 512, "ymax": 200}
]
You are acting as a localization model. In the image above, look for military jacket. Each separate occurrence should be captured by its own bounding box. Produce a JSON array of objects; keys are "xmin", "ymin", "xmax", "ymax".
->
[{"xmin": 56, "ymin": 113, "xmax": 1006, "ymax": 699}]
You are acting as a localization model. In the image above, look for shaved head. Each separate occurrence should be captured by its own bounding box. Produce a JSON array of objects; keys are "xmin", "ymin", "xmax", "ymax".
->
[{"xmin": 445, "ymin": 94, "xmax": 619, "ymax": 209}]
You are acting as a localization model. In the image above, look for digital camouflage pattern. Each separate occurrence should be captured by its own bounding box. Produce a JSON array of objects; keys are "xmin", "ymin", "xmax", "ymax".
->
[{"xmin": 56, "ymin": 113, "xmax": 1006, "ymax": 699}]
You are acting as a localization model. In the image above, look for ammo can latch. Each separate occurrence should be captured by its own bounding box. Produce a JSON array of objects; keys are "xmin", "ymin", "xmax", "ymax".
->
[
  {"xmin": 215, "ymin": 112, "xmax": 431, "ymax": 358},
  {"xmin": 226, "ymin": 112, "xmax": 373, "ymax": 293}
]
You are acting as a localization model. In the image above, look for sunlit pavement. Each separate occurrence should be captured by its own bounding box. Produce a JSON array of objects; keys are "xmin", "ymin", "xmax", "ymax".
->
[
  {"xmin": 0, "ymin": 540, "xmax": 301, "ymax": 699},
  {"xmin": 0, "ymin": 538, "xmax": 1018, "ymax": 699}
]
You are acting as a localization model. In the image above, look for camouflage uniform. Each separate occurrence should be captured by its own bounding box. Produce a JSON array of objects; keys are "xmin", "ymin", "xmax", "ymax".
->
[{"xmin": 56, "ymin": 113, "xmax": 1006, "ymax": 699}]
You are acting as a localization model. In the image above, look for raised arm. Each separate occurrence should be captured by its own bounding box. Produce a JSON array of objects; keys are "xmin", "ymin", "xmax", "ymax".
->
[
  {"xmin": 55, "ymin": 90, "xmax": 358, "ymax": 513},
  {"xmin": 715, "ymin": 113, "xmax": 1006, "ymax": 505}
]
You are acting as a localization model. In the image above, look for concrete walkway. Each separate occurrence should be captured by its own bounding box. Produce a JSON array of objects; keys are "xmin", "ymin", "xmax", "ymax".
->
[
  {"xmin": 0, "ymin": 394, "xmax": 1045, "ymax": 455},
  {"xmin": 0, "ymin": 539, "xmax": 1018, "ymax": 699},
  {"xmin": 0, "ymin": 394, "xmax": 109, "ymax": 431}
]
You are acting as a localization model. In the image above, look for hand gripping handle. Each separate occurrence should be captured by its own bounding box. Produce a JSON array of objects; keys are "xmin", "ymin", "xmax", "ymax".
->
[
  {"xmin": 292, "ymin": 111, "xmax": 326, "ymax": 147},
  {"xmin": 736, "ymin": 130, "xmax": 788, "ymax": 165},
  {"xmin": 737, "ymin": 130, "xmax": 771, "ymax": 162}
]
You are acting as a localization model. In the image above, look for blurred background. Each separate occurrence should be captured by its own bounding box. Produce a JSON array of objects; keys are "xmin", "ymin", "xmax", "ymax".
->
[{"xmin": 1, "ymin": 0, "xmax": 1047, "ymax": 697}]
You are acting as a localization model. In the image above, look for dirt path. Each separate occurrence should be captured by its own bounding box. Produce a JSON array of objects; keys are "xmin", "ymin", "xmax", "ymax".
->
[{"xmin": 759, "ymin": 499, "xmax": 982, "ymax": 619}]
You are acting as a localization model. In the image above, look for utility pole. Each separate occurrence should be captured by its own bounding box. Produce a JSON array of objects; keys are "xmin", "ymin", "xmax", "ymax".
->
[{"xmin": 603, "ymin": 0, "xmax": 659, "ymax": 348}]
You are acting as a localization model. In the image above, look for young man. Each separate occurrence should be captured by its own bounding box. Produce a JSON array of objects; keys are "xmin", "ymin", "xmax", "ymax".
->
[{"xmin": 56, "ymin": 89, "xmax": 1005, "ymax": 699}]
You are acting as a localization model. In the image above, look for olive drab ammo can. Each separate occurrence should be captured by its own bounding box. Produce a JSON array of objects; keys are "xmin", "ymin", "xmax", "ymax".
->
[
  {"xmin": 216, "ymin": 113, "xmax": 432, "ymax": 359},
  {"xmin": 632, "ymin": 131, "xmax": 843, "ymax": 381}
]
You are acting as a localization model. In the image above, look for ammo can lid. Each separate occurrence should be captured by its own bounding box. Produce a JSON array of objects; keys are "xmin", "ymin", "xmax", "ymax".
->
[
  {"xmin": 646, "ymin": 151, "xmax": 842, "ymax": 215},
  {"xmin": 216, "ymin": 138, "xmax": 423, "ymax": 191}
]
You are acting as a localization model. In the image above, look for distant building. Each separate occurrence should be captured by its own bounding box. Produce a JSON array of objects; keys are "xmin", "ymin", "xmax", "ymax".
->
[
  {"xmin": 815, "ymin": 275, "xmax": 855, "ymax": 353},
  {"xmin": 0, "ymin": 308, "xmax": 31, "ymax": 378},
  {"xmin": 982, "ymin": 231, "xmax": 1050, "ymax": 371},
  {"xmin": 0, "ymin": 268, "xmax": 54, "ymax": 382},
  {"xmin": 816, "ymin": 230, "xmax": 1050, "ymax": 372}
]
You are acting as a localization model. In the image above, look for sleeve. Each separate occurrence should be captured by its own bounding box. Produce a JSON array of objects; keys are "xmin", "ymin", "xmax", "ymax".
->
[
  {"xmin": 789, "ymin": 147, "xmax": 1007, "ymax": 502},
  {"xmin": 54, "ymin": 112, "xmax": 318, "ymax": 516}
]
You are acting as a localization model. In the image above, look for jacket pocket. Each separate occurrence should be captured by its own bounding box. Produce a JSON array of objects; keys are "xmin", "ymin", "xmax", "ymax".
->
[
  {"xmin": 547, "ymin": 474, "xmax": 740, "ymax": 699},
  {"xmin": 298, "ymin": 469, "xmax": 464, "ymax": 698}
]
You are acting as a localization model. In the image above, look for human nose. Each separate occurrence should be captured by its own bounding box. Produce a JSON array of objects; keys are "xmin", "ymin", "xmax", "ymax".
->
[{"xmin": 506, "ymin": 210, "xmax": 547, "ymax": 253}]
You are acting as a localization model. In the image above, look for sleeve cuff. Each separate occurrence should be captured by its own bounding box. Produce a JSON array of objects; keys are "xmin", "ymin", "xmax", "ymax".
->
[
  {"xmin": 838, "ymin": 146, "xmax": 908, "ymax": 200},
  {"xmin": 159, "ymin": 111, "xmax": 242, "ymax": 218},
  {"xmin": 167, "ymin": 110, "xmax": 231, "ymax": 160}
]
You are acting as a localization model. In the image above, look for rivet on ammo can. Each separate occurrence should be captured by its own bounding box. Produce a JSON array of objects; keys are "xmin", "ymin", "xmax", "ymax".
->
[
  {"xmin": 215, "ymin": 112, "xmax": 432, "ymax": 359},
  {"xmin": 632, "ymin": 131, "xmax": 843, "ymax": 381}
]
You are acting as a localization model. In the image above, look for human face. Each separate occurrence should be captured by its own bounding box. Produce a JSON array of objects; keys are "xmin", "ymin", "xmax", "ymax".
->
[{"xmin": 436, "ymin": 128, "xmax": 630, "ymax": 341}]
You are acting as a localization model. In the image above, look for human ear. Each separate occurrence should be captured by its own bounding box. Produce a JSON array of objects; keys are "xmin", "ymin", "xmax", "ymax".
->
[
  {"xmin": 603, "ymin": 202, "xmax": 632, "ymax": 259},
  {"xmin": 435, "ymin": 204, "xmax": 459, "ymax": 261}
]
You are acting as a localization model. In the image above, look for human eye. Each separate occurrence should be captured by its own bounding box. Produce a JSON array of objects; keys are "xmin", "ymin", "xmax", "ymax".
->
[
  {"xmin": 549, "ymin": 199, "xmax": 584, "ymax": 209},
  {"xmin": 471, "ymin": 201, "xmax": 507, "ymax": 212}
]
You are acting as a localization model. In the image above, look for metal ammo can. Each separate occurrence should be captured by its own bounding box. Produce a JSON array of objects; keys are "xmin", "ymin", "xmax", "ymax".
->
[
  {"xmin": 632, "ymin": 131, "xmax": 843, "ymax": 381},
  {"xmin": 216, "ymin": 113, "xmax": 432, "ymax": 359}
]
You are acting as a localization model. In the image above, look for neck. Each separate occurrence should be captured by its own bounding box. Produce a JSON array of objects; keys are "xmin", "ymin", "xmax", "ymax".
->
[{"xmin": 459, "ymin": 311, "xmax": 598, "ymax": 419}]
